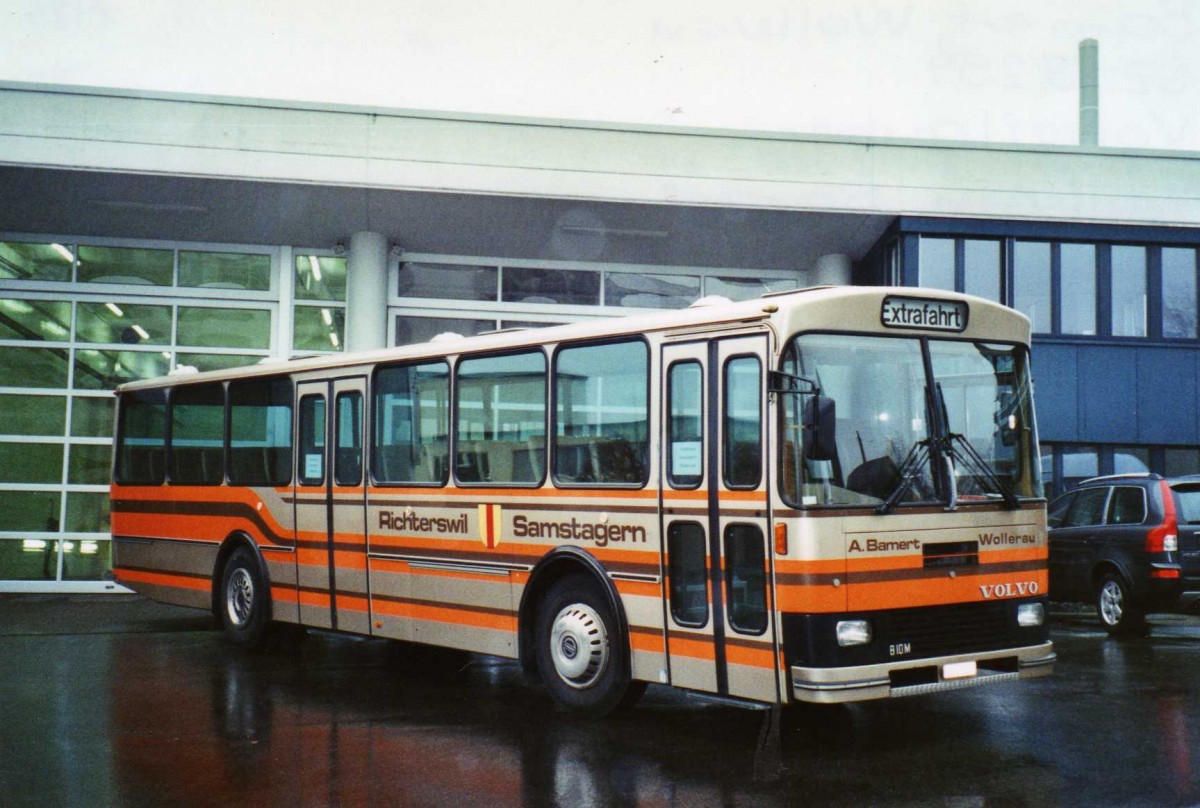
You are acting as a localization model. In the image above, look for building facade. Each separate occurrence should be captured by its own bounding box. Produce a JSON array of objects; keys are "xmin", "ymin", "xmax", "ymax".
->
[{"xmin": 3, "ymin": 83, "xmax": 1200, "ymax": 591}]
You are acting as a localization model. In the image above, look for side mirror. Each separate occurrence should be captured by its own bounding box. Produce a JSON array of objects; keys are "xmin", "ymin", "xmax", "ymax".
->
[{"xmin": 803, "ymin": 395, "xmax": 837, "ymax": 462}]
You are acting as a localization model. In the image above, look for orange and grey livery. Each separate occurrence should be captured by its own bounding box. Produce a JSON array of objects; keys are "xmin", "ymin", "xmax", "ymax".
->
[{"xmin": 112, "ymin": 287, "xmax": 1054, "ymax": 715}]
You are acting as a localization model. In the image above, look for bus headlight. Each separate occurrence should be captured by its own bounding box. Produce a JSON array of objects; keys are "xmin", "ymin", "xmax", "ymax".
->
[
  {"xmin": 836, "ymin": 619, "xmax": 873, "ymax": 647},
  {"xmin": 1017, "ymin": 603, "xmax": 1045, "ymax": 627}
]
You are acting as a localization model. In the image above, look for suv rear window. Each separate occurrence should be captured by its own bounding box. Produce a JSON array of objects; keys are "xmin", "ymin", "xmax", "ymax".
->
[
  {"xmin": 1064, "ymin": 487, "xmax": 1108, "ymax": 527},
  {"xmin": 1107, "ymin": 486, "xmax": 1146, "ymax": 525},
  {"xmin": 1173, "ymin": 486, "xmax": 1200, "ymax": 524}
]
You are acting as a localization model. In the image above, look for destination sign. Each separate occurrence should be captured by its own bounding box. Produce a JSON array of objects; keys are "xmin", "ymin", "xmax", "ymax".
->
[{"xmin": 881, "ymin": 296, "xmax": 968, "ymax": 332}]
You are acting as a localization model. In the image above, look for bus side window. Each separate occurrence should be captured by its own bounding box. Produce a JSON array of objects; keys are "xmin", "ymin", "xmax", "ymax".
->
[
  {"xmin": 115, "ymin": 389, "xmax": 167, "ymax": 485},
  {"xmin": 725, "ymin": 524, "xmax": 767, "ymax": 634},
  {"xmin": 553, "ymin": 340, "xmax": 648, "ymax": 486},
  {"xmin": 298, "ymin": 395, "xmax": 326, "ymax": 486},
  {"xmin": 372, "ymin": 361, "xmax": 449, "ymax": 485},
  {"xmin": 456, "ymin": 351, "xmax": 546, "ymax": 485},
  {"xmin": 334, "ymin": 391, "xmax": 363, "ymax": 486},
  {"xmin": 168, "ymin": 382, "xmax": 225, "ymax": 485},
  {"xmin": 668, "ymin": 522, "xmax": 708, "ymax": 626},
  {"xmin": 723, "ymin": 356, "xmax": 761, "ymax": 489},
  {"xmin": 667, "ymin": 361, "xmax": 703, "ymax": 489},
  {"xmin": 228, "ymin": 377, "xmax": 293, "ymax": 486}
]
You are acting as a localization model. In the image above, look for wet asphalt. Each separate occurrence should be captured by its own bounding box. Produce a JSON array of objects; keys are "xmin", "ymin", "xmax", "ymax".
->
[{"xmin": 1, "ymin": 595, "xmax": 1198, "ymax": 807}]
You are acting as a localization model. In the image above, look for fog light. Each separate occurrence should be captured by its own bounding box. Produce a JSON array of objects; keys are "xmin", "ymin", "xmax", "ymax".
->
[
  {"xmin": 836, "ymin": 619, "xmax": 873, "ymax": 647},
  {"xmin": 1017, "ymin": 603, "xmax": 1045, "ymax": 627}
]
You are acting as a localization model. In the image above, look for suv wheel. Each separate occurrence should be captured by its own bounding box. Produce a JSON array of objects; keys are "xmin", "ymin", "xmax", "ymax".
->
[{"xmin": 1096, "ymin": 572, "xmax": 1147, "ymax": 636}]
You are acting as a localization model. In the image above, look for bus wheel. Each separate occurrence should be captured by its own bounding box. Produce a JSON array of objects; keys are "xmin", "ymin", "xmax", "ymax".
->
[
  {"xmin": 220, "ymin": 547, "xmax": 269, "ymax": 648},
  {"xmin": 536, "ymin": 574, "xmax": 633, "ymax": 716},
  {"xmin": 1096, "ymin": 572, "xmax": 1146, "ymax": 637}
]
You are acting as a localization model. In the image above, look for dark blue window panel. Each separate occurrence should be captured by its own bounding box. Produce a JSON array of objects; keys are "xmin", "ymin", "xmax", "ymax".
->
[
  {"xmin": 1029, "ymin": 343, "xmax": 1079, "ymax": 442},
  {"xmin": 1136, "ymin": 348, "xmax": 1197, "ymax": 444},
  {"xmin": 1078, "ymin": 347, "xmax": 1138, "ymax": 442}
]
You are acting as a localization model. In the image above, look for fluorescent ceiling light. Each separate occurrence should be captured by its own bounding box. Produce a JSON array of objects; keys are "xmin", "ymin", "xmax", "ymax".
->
[
  {"xmin": 51, "ymin": 243, "xmax": 74, "ymax": 262},
  {"xmin": 329, "ymin": 331, "xmax": 340, "ymax": 348},
  {"xmin": 106, "ymin": 302, "xmax": 124, "ymax": 317},
  {"xmin": 321, "ymin": 308, "xmax": 333, "ymax": 326},
  {"xmin": 90, "ymin": 199, "xmax": 208, "ymax": 214},
  {"xmin": 132, "ymin": 324, "xmax": 150, "ymax": 340},
  {"xmin": 559, "ymin": 225, "xmax": 669, "ymax": 239},
  {"xmin": 308, "ymin": 256, "xmax": 322, "ymax": 281}
]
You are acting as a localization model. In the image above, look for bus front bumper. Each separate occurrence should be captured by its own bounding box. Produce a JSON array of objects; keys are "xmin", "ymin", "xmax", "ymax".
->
[{"xmin": 790, "ymin": 642, "xmax": 1055, "ymax": 704}]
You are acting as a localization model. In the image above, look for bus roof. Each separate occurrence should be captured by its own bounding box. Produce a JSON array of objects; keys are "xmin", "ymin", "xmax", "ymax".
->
[{"xmin": 115, "ymin": 286, "xmax": 1030, "ymax": 393}]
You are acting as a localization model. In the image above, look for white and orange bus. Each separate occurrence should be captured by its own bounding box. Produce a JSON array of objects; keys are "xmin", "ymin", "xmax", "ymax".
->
[{"xmin": 111, "ymin": 286, "xmax": 1054, "ymax": 715}]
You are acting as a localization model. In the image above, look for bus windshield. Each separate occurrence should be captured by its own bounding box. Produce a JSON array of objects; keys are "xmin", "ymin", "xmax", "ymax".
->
[{"xmin": 779, "ymin": 333, "xmax": 1040, "ymax": 509}]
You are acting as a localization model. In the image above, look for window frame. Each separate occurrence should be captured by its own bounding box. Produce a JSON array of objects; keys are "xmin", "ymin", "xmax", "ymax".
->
[
  {"xmin": 370, "ymin": 359, "xmax": 451, "ymax": 487},
  {"xmin": 723, "ymin": 523, "xmax": 768, "ymax": 636},
  {"xmin": 166, "ymin": 381, "xmax": 226, "ymax": 486},
  {"xmin": 666, "ymin": 359, "xmax": 704, "ymax": 491},
  {"xmin": 1106, "ymin": 485, "xmax": 1148, "ymax": 526},
  {"xmin": 667, "ymin": 521, "xmax": 709, "ymax": 628},
  {"xmin": 1063, "ymin": 486, "xmax": 1111, "ymax": 528},
  {"xmin": 297, "ymin": 394, "xmax": 327, "ymax": 488},
  {"xmin": 227, "ymin": 375, "xmax": 294, "ymax": 487},
  {"xmin": 722, "ymin": 353, "xmax": 762, "ymax": 491},
  {"xmin": 113, "ymin": 388, "xmax": 167, "ymax": 486},
  {"xmin": 550, "ymin": 336, "xmax": 651, "ymax": 490},
  {"xmin": 453, "ymin": 347, "xmax": 548, "ymax": 488}
]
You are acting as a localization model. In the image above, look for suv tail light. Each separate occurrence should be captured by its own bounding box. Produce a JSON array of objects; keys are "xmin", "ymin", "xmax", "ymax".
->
[{"xmin": 1147, "ymin": 480, "xmax": 1179, "ymax": 579}]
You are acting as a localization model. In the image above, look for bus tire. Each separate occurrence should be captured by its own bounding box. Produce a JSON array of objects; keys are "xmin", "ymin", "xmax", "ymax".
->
[
  {"xmin": 1096, "ymin": 572, "xmax": 1146, "ymax": 637},
  {"xmin": 220, "ymin": 546, "xmax": 270, "ymax": 648},
  {"xmin": 536, "ymin": 574, "xmax": 633, "ymax": 716}
]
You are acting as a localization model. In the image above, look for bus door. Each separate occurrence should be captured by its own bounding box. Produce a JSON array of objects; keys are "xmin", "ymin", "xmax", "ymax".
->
[
  {"xmin": 660, "ymin": 334, "xmax": 779, "ymax": 703},
  {"xmin": 294, "ymin": 377, "xmax": 371, "ymax": 635}
]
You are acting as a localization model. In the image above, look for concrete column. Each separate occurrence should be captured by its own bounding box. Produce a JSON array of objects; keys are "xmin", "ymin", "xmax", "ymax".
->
[
  {"xmin": 812, "ymin": 253, "xmax": 852, "ymax": 286},
  {"xmin": 345, "ymin": 231, "xmax": 389, "ymax": 352}
]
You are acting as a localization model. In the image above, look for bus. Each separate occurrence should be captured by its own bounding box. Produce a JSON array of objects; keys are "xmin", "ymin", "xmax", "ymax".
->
[{"xmin": 111, "ymin": 285, "xmax": 1054, "ymax": 715}]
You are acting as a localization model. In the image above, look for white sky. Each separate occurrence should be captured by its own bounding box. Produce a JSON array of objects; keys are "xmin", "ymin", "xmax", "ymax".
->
[{"xmin": 4, "ymin": 0, "xmax": 1200, "ymax": 150}]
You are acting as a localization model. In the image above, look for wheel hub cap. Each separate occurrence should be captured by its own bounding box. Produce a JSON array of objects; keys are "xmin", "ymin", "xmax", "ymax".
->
[
  {"xmin": 549, "ymin": 604, "xmax": 608, "ymax": 689},
  {"xmin": 227, "ymin": 568, "xmax": 255, "ymax": 627},
  {"xmin": 1100, "ymin": 580, "xmax": 1123, "ymax": 625}
]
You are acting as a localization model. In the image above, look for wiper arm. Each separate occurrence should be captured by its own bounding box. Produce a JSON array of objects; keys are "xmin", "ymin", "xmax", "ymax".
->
[
  {"xmin": 876, "ymin": 438, "xmax": 931, "ymax": 515},
  {"xmin": 945, "ymin": 432, "xmax": 1019, "ymax": 510}
]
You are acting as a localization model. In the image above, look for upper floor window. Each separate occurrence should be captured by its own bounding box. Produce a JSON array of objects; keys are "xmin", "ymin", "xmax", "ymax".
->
[
  {"xmin": 1111, "ymin": 246, "xmax": 1147, "ymax": 337},
  {"xmin": 1059, "ymin": 244, "xmax": 1096, "ymax": 336},
  {"xmin": 917, "ymin": 237, "xmax": 1001, "ymax": 303},
  {"xmin": 1013, "ymin": 241, "xmax": 1051, "ymax": 334},
  {"xmin": 918, "ymin": 237, "xmax": 955, "ymax": 292},
  {"xmin": 1163, "ymin": 247, "xmax": 1198, "ymax": 339}
]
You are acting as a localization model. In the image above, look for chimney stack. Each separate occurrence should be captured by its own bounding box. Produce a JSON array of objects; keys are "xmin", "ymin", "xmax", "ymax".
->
[{"xmin": 1079, "ymin": 39, "xmax": 1099, "ymax": 146}]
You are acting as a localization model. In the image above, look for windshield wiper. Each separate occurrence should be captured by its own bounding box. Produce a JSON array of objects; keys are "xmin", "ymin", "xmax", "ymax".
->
[
  {"xmin": 944, "ymin": 432, "xmax": 1020, "ymax": 510},
  {"xmin": 876, "ymin": 438, "xmax": 933, "ymax": 515}
]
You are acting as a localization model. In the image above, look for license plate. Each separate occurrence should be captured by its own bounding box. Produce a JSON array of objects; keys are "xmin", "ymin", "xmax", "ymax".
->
[{"xmin": 942, "ymin": 661, "xmax": 978, "ymax": 680}]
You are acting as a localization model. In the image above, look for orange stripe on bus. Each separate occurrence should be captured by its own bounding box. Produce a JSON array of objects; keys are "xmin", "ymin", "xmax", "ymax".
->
[
  {"xmin": 614, "ymin": 579, "xmax": 661, "ymax": 598},
  {"xmin": 667, "ymin": 634, "xmax": 717, "ymax": 661},
  {"xmin": 846, "ymin": 570, "xmax": 1049, "ymax": 611},
  {"xmin": 115, "ymin": 568, "xmax": 210, "ymax": 592},
  {"xmin": 371, "ymin": 600, "xmax": 515, "ymax": 632},
  {"xmin": 271, "ymin": 587, "xmax": 300, "ymax": 604},
  {"xmin": 725, "ymin": 642, "xmax": 775, "ymax": 669},
  {"xmin": 629, "ymin": 631, "xmax": 666, "ymax": 654},
  {"xmin": 401, "ymin": 565, "xmax": 514, "ymax": 584},
  {"xmin": 298, "ymin": 591, "xmax": 332, "ymax": 609},
  {"xmin": 367, "ymin": 486, "xmax": 664, "ymax": 500}
]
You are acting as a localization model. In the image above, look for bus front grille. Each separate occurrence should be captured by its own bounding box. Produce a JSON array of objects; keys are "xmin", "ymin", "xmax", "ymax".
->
[{"xmin": 888, "ymin": 601, "xmax": 1010, "ymax": 658}]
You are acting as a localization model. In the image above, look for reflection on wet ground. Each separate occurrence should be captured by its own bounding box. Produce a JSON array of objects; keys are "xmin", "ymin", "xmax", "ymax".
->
[{"xmin": 2, "ymin": 598, "xmax": 1200, "ymax": 806}]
